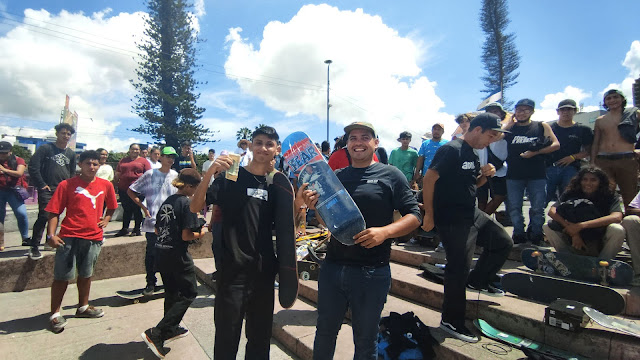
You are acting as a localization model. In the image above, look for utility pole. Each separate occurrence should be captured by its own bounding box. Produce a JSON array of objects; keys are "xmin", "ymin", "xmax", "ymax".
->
[{"xmin": 324, "ymin": 59, "xmax": 332, "ymax": 143}]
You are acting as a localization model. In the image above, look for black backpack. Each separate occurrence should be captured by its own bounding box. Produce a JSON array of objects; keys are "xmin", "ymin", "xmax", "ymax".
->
[{"xmin": 379, "ymin": 312, "xmax": 437, "ymax": 360}]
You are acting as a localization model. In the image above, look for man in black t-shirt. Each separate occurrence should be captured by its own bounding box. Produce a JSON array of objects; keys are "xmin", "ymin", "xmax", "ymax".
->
[
  {"xmin": 171, "ymin": 141, "xmax": 197, "ymax": 172},
  {"xmin": 423, "ymin": 113, "xmax": 513, "ymax": 343},
  {"xmin": 302, "ymin": 121, "xmax": 420, "ymax": 359},
  {"xmin": 190, "ymin": 126, "xmax": 285, "ymax": 359},
  {"xmin": 547, "ymin": 99, "xmax": 593, "ymax": 204}
]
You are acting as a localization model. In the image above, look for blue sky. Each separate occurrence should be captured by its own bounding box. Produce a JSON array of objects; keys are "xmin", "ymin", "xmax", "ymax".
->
[{"xmin": 0, "ymin": 0, "xmax": 639, "ymax": 153}]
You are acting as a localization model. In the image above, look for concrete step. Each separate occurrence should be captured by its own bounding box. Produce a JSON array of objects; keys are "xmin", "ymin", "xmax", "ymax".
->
[
  {"xmin": 193, "ymin": 259, "xmax": 525, "ymax": 360},
  {"xmin": 0, "ymin": 273, "xmax": 297, "ymax": 359}
]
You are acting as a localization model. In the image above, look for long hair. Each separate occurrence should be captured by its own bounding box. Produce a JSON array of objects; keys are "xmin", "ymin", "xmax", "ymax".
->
[{"xmin": 561, "ymin": 166, "xmax": 616, "ymax": 209}]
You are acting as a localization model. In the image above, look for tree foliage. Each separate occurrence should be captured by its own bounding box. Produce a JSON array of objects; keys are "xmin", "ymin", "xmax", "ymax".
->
[
  {"xmin": 11, "ymin": 145, "xmax": 32, "ymax": 164},
  {"xmin": 479, "ymin": 0, "xmax": 520, "ymax": 107},
  {"xmin": 131, "ymin": 0, "xmax": 210, "ymax": 149},
  {"xmin": 236, "ymin": 127, "xmax": 252, "ymax": 141}
]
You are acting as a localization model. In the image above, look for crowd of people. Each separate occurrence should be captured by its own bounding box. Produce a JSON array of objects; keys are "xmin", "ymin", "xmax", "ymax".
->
[{"xmin": 0, "ymin": 88, "xmax": 639, "ymax": 358}]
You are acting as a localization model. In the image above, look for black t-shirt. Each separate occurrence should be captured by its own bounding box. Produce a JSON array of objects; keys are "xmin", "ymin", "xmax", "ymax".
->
[
  {"xmin": 172, "ymin": 155, "xmax": 195, "ymax": 172},
  {"xmin": 429, "ymin": 139, "xmax": 480, "ymax": 223},
  {"xmin": 154, "ymin": 194, "xmax": 199, "ymax": 271},
  {"xmin": 548, "ymin": 122, "xmax": 593, "ymax": 166},
  {"xmin": 326, "ymin": 162, "xmax": 421, "ymax": 267},
  {"xmin": 206, "ymin": 167, "xmax": 275, "ymax": 276},
  {"xmin": 28, "ymin": 143, "xmax": 76, "ymax": 189},
  {"xmin": 505, "ymin": 121, "xmax": 548, "ymax": 180}
]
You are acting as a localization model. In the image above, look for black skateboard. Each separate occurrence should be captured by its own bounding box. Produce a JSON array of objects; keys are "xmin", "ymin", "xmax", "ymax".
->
[
  {"xmin": 501, "ymin": 272, "xmax": 625, "ymax": 315},
  {"xmin": 116, "ymin": 285, "xmax": 165, "ymax": 304},
  {"xmin": 419, "ymin": 262, "xmax": 503, "ymax": 288},
  {"xmin": 268, "ymin": 170, "xmax": 299, "ymax": 308}
]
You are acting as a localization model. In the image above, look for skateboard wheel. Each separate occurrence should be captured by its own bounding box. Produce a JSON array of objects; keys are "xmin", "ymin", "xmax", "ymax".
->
[
  {"xmin": 531, "ymin": 251, "xmax": 541, "ymax": 257},
  {"xmin": 301, "ymin": 271, "xmax": 310, "ymax": 281},
  {"xmin": 134, "ymin": 299, "xmax": 140, "ymax": 304},
  {"xmin": 599, "ymin": 261, "xmax": 609, "ymax": 267}
]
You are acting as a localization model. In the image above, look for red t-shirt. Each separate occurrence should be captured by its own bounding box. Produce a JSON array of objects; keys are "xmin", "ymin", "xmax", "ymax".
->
[
  {"xmin": 327, "ymin": 148, "xmax": 379, "ymax": 171},
  {"xmin": 0, "ymin": 155, "xmax": 27, "ymax": 189},
  {"xmin": 45, "ymin": 176, "xmax": 118, "ymax": 241},
  {"xmin": 116, "ymin": 157, "xmax": 151, "ymax": 190}
]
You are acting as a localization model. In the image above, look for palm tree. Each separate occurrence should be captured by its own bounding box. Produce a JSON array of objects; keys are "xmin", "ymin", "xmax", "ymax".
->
[
  {"xmin": 236, "ymin": 127, "xmax": 252, "ymax": 140},
  {"xmin": 254, "ymin": 123, "xmax": 268, "ymax": 130}
]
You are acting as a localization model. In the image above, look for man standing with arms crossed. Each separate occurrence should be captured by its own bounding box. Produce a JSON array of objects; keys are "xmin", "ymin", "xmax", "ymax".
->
[
  {"xmin": 28, "ymin": 123, "xmax": 77, "ymax": 260},
  {"xmin": 389, "ymin": 131, "xmax": 419, "ymax": 188},
  {"xmin": 422, "ymin": 113, "xmax": 513, "ymax": 342},
  {"xmin": 591, "ymin": 89, "xmax": 640, "ymax": 208},
  {"xmin": 303, "ymin": 122, "xmax": 421, "ymax": 359}
]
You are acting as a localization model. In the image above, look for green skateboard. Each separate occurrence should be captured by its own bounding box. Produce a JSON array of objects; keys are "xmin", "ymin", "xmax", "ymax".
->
[{"xmin": 474, "ymin": 319, "xmax": 586, "ymax": 360}]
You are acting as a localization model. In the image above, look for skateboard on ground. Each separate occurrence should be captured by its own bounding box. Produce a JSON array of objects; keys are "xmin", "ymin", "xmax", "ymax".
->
[
  {"xmin": 521, "ymin": 248, "xmax": 633, "ymax": 286},
  {"xmin": 474, "ymin": 319, "xmax": 585, "ymax": 360},
  {"xmin": 267, "ymin": 170, "xmax": 299, "ymax": 308},
  {"xmin": 419, "ymin": 262, "xmax": 502, "ymax": 288},
  {"xmin": 116, "ymin": 285, "xmax": 165, "ymax": 304},
  {"xmin": 501, "ymin": 272, "xmax": 625, "ymax": 315},
  {"xmin": 583, "ymin": 306, "xmax": 640, "ymax": 339},
  {"xmin": 282, "ymin": 131, "xmax": 366, "ymax": 245}
]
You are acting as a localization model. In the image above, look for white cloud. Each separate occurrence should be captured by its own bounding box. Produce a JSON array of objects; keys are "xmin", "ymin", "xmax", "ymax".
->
[
  {"xmin": 194, "ymin": 0, "xmax": 206, "ymax": 18},
  {"xmin": 223, "ymin": 4, "xmax": 454, "ymax": 150},
  {"xmin": 533, "ymin": 86, "xmax": 599, "ymax": 122},
  {"xmin": 600, "ymin": 40, "xmax": 640, "ymax": 104}
]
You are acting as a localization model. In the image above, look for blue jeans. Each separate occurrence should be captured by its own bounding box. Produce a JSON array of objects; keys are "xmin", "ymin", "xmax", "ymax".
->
[
  {"xmin": 0, "ymin": 189, "xmax": 29, "ymax": 239},
  {"xmin": 313, "ymin": 261, "xmax": 391, "ymax": 360},
  {"xmin": 506, "ymin": 179, "xmax": 546, "ymax": 239},
  {"xmin": 546, "ymin": 166, "xmax": 578, "ymax": 204}
]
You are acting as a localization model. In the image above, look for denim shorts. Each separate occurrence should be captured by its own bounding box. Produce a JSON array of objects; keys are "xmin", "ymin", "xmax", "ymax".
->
[{"xmin": 53, "ymin": 238, "xmax": 103, "ymax": 281}]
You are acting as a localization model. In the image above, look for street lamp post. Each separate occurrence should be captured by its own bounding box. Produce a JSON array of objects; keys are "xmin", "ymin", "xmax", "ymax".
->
[{"xmin": 324, "ymin": 59, "xmax": 332, "ymax": 143}]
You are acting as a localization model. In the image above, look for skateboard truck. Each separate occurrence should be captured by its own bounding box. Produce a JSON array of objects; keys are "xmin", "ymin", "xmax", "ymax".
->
[
  {"xmin": 598, "ymin": 261, "xmax": 609, "ymax": 286},
  {"xmin": 531, "ymin": 251, "xmax": 543, "ymax": 273}
]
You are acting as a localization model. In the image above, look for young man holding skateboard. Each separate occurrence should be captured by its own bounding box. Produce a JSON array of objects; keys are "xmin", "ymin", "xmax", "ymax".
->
[
  {"xmin": 190, "ymin": 126, "xmax": 288, "ymax": 359},
  {"xmin": 45, "ymin": 150, "xmax": 118, "ymax": 333},
  {"xmin": 422, "ymin": 113, "xmax": 513, "ymax": 343},
  {"xmin": 302, "ymin": 122, "xmax": 421, "ymax": 359}
]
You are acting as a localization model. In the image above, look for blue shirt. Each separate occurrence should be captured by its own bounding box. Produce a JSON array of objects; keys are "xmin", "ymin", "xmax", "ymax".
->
[{"xmin": 418, "ymin": 139, "xmax": 448, "ymax": 175}]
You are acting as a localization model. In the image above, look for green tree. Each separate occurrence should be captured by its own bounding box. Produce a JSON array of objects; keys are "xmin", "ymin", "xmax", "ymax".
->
[
  {"xmin": 479, "ymin": 0, "xmax": 520, "ymax": 107},
  {"xmin": 131, "ymin": 0, "xmax": 210, "ymax": 149},
  {"xmin": 254, "ymin": 123, "xmax": 268, "ymax": 131},
  {"xmin": 236, "ymin": 127, "xmax": 252, "ymax": 140},
  {"xmin": 11, "ymin": 145, "xmax": 32, "ymax": 164}
]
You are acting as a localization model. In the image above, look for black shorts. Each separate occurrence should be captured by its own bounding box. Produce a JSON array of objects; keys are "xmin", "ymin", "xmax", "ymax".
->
[{"xmin": 489, "ymin": 176, "xmax": 507, "ymax": 197}]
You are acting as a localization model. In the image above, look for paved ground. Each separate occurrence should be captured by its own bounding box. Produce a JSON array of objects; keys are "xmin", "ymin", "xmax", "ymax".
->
[{"xmin": 0, "ymin": 273, "xmax": 299, "ymax": 360}]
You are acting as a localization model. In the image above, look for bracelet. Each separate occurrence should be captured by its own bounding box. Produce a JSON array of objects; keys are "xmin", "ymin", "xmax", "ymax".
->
[{"xmin": 570, "ymin": 155, "xmax": 576, "ymax": 161}]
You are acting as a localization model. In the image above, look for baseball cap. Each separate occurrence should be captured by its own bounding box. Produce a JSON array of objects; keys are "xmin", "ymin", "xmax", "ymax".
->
[
  {"xmin": 397, "ymin": 131, "xmax": 412, "ymax": 141},
  {"xmin": 432, "ymin": 123, "xmax": 445, "ymax": 130},
  {"xmin": 469, "ymin": 113, "xmax": 509, "ymax": 133},
  {"xmin": 161, "ymin": 146, "xmax": 178, "ymax": 156},
  {"xmin": 484, "ymin": 102, "xmax": 507, "ymax": 115},
  {"xmin": 515, "ymin": 98, "xmax": 535, "ymax": 109},
  {"xmin": 344, "ymin": 121, "xmax": 376, "ymax": 137},
  {"xmin": 557, "ymin": 99, "xmax": 578, "ymax": 110},
  {"xmin": 0, "ymin": 141, "xmax": 11, "ymax": 153},
  {"xmin": 603, "ymin": 89, "xmax": 625, "ymax": 100}
]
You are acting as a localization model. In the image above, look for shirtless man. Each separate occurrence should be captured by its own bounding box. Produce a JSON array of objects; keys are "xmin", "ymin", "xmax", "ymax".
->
[{"xmin": 591, "ymin": 89, "xmax": 640, "ymax": 207}]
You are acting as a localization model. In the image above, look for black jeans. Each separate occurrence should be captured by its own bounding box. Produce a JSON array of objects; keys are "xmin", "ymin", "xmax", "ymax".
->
[
  {"xmin": 31, "ymin": 187, "xmax": 54, "ymax": 247},
  {"xmin": 120, "ymin": 192, "xmax": 143, "ymax": 231},
  {"xmin": 145, "ymin": 233, "xmax": 157, "ymax": 286},
  {"xmin": 155, "ymin": 266, "xmax": 197, "ymax": 338},
  {"xmin": 437, "ymin": 208, "xmax": 513, "ymax": 326},
  {"xmin": 214, "ymin": 268, "xmax": 276, "ymax": 360}
]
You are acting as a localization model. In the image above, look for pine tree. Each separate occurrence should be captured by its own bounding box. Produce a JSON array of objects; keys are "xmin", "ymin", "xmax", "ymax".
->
[
  {"xmin": 131, "ymin": 0, "xmax": 209, "ymax": 149},
  {"xmin": 479, "ymin": 0, "xmax": 520, "ymax": 107}
]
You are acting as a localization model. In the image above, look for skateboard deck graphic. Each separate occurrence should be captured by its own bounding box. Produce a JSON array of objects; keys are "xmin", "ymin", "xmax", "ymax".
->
[
  {"xmin": 474, "ymin": 319, "xmax": 585, "ymax": 360},
  {"xmin": 501, "ymin": 272, "xmax": 625, "ymax": 315},
  {"xmin": 268, "ymin": 170, "xmax": 299, "ymax": 308},
  {"xmin": 282, "ymin": 132, "xmax": 366, "ymax": 245},
  {"xmin": 116, "ymin": 285, "xmax": 165, "ymax": 303},
  {"xmin": 583, "ymin": 307, "xmax": 640, "ymax": 339},
  {"xmin": 521, "ymin": 248, "xmax": 633, "ymax": 286}
]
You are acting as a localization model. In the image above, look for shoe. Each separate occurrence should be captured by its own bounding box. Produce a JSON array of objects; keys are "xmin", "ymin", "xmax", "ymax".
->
[
  {"xmin": 142, "ymin": 328, "xmax": 167, "ymax": 359},
  {"xmin": 435, "ymin": 242, "xmax": 445, "ymax": 252},
  {"xmin": 130, "ymin": 229, "xmax": 142, "ymax": 237},
  {"xmin": 75, "ymin": 305, "xmax": 104, "ymax": 318},
  {"xmin": 143, "ymin": 284, "xmax": 155, "ymax": 296},
  {"xmin": 28, "ymin": 247, "xmax": 43, "ymax": 260},
  {"xmin": 22, "ymin": 238, "xmax": 31, "ymax": 246},
  {"xmin": 114, "ymin": 229, "xmax": 129, "ymax": 237},
  {"xmin": 512, "ymin": 233, "xmax": 528, "ymax": 245},
  {"xmin": 43, "ymin": 243, "xmax": 54, "ymax": 251},
  {"xmin": 211, "ymin": 271, "xmax": 218, "ymax": 283},
  {"xmin": 467, "ymin": 283, "xmax": 505, "ymax": 297},
  {"xmin": 50, "ymin": 314, "xmax": 67, "ymax": 334},
  {"xmin": 274, "ymin": 280, "xmax": 279, "ymax": 288},
  {"xmin": 439, "ymin": 320, "xmax": 479, "ymax": 343},
  {"xmin": 165, "ymin": 326, "xmax": 189, "ymax": 343},
  {"xmin": 408, "ymin": 238, "xmax": 419, "ymax": 245}
]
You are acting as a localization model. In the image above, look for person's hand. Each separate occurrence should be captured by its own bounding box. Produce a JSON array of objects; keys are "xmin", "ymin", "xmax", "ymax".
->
[
  {"xmin": 97, "ymin": 217, "xmax": 110, "ymax": 228},
  {"xmin": 422, "ymin": 214, "xmax": 434, "ymax": 232},
  {"xmin": 208, "ymin": 155, "xmax": 233, "ymax": 176},
  {"xmin": 563, "ymin": 222, "xmax": 584, "ymax": 237},
  {"xmin": 520, "ymin": 151, "xmax": 537, "ymax": 159},
  {"xmin": 295, "ymin": 183, "xmax": 308, "ymax": 210},
  {"xmin": 48, "ymin": 235, "xmax": 65, "ymax": 248},
  {"xmin": 410, "ymin": 182, "xmax": 419, "ymax": 191},
  {"xmin": 570, "ymin": 234, "xmax": 587, "ymax": 251},
  {"xmin": 0, "ymin": 164, "xmax": 5, "ymax": 173},
  {"xmin": 142, "ymin": 207, "xmax": 151, "ymax": 218},
  {"xmin": 481, "ymin": 164, "xmax": 496, "ymax": 178},
  {"xmin": 42, "ymin": 185, "xmax": 51, "ymax": 192},
  {"xmin": 354, "ymin": 227, "xmax": 388, "ymax": 248},
  {"xmin": 555, "ymin": 156, "xmax": 575, "ymax": 167},
  {"xmin": 301, "ymin": 186, "xmax": 319, "ymax": 210}
]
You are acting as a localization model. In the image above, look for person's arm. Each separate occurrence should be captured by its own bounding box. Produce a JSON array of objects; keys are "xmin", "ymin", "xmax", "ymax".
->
[
  {"xmin": 354, "ymin": 214, "xmax": 420, "ymax": 249},
  {"xmin": 502, "ymin": 113, "xmax": 517, "ymax": 130},
  {"xmin": 0, "ymin": 163, "xmax": 25, "ymax": 178},
  {"xmin": 590, "ymin": 118, "xmax": 603, "ymax": 163},
  {"xmin": 68, "ymin": 151, "xmax": 77, "ymax": 177},
  {"xmin": 127, "ymin": 188, "xmax": 150, "ymax": 217},
  {"xmin": 421, "ymin": 168, "xmax": 439, "ymax": 232},
  {"xmin": 412, "ymin": 156, "xmax": 424, "ymax": 183},
  {"xmin": 182, "ymin": 228, "xmax": 206, "ymax": 241},
  {"xmin": 476, "ymin": 163, "xmax": 495, "ymax": 187},
  {"xmin": 190, "ymin": 156, "xmax": 233, "ymax": 213},
  {"xmin": 98, "ymin": 209, "xmax": 116, "ymax": 228},
  {"xmin": 28, "ymin": 146, "xmax": 48, "ymax": 190},
  {"xmin": 189, "ymin": 151, "xmax": 197, "ymax": 169},
  {"xmin": 46, "ymin": 213, "xmax": 65, "ymax": 248}
]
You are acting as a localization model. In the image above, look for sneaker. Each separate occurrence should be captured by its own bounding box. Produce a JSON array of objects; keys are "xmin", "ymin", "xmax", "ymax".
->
[
  {"xmin": 211, "ymin": 271, "xmax": 218, "ymax": 283},
  {"xmin": 141, "ymin": 328, "xmax": 167, "ymax": 359},
  {"xmin": 143, "ymin": 284, "xmax": 155, "ymax": 296},
  {"xmin": 274, "ymin": 280, "xmax": 279, "ymax": 288},
  {"xmin": 408, "ymin": 238, "xmax": 419, "ymax": 245},
  {"xmin": 75, "ymin": 305, "xmax": 104, "ymax": 318},
  {"xmin": 50, "ymin": 314, "xmax": 67, "ymax": 334},
  {"xmin": 467, "ymin": 283, "xmax": 505, "ymax": 297},
  {"xmin": 512, "ymin": 233, "xmax": 528, "ymax": 245},
  {"xmin": 28, "ymin": 247, "xmax": 43, "ymax": 260},
  {"xmin": 43, "ymin": 243, "xmax": 55, "ymax": 251},
  {"xmin": 165, "ymin": 326, "xmax": 189, "ymax": 343},
  {"xmin": 130, "ymin": 229, "xmax": 142, "ymax": 237},
  {"xmin": 114, "ymin": 228, "xmax": 129, "ymax": 237},
  {"xmin": 439, "ymin": 320, "xmax": 479, "ymax": 343},
  {"xmin": 435, "ymin": 242, "xmax": 445, "ymax": 252},
  {"xmin": 21, "ymin": 238, "xmax": 31, "ymax": 246}
]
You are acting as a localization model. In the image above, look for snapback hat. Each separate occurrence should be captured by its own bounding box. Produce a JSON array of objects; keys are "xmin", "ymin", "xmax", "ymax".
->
[
  {"xmin": 0, "ymin": 141, "xmax": 11, "ymax": 153},
  {"xmin": 432, "ymin": 123, "xmax": 445, "ymax": 130},
  {"xmin": 469, "ymin": 113, "xmax": 509, "ymax": 133},
  {"xmin": 484, "ymin": 102, "xmax": 507, "ymax": 116},
  {"xmin": 557, "ymin": 99, "xmax": 578, "ymax": 110},
  {"xmin": 161, "ymin": 146, "xmax": 179, "ymax": 156},
  {"xmin": 515, "ymin": 98, "xmax": 535, "ymax": 109},
  {"xmin": 344, "ymin": 121, "xmax": 376, "ymax": 137}
]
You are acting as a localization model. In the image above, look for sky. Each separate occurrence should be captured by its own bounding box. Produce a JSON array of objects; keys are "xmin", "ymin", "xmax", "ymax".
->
[{"xmin": 0, "ymin": 0, "xmax": 639, "ymax": 154}]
